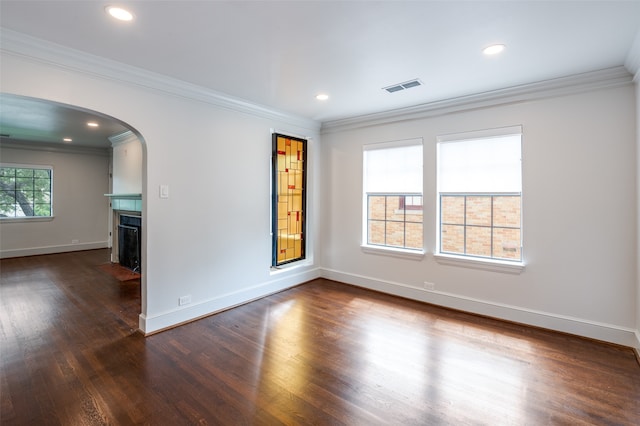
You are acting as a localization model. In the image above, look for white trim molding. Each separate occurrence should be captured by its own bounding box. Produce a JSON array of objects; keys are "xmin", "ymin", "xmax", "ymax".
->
[
  {"xmin": 321, "ymin": 268, "xmax": 638, "ymax": 349},
  {"xmin": 108, "ymin": 130, "xmax": 140, "ymax": 147},
  {"xmin": 433, "ymin": 253, "xmax": 525, "ymax": 275},
  {"xmin": 0, "ymin": 28, "xmax": 321, "ymax": 133},
  {"xmin": 321, "ymin": 67, "xmax": 634, "ymax": 134},
  {"xmin": 0, "ymin": 241, "xmax": 108, "ymax": 259},
  {"xmin": 0, "ymin": 139, "xmax": 110, "ymax": 156},
  {"xmin": 140, "ymin": 267, "xmax": 322, "ymax": 334},
  {"xmin": 361, "ymin": 245, "xmax": 425, "ymax": 260},
  {"xmin": 624, "ymin": 28, "xmax": 640, "ymax": 78}
]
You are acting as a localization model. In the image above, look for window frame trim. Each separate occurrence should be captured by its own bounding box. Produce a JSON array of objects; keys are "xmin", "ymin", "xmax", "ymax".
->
[
  {"xmin": 436, "ymin": 126, "xmax": 524, "ymax": 267},
  {"xmin": 433, "ymin": 252, "xmax": 525, "ymax": 274},
  {"xmin": 361, "ymin": 244, "xmax": 426, "ymax": 260},
  {"xmin": 0, "ymin": 163, "xmax": 54, "ymax": 219},
  {"xmin": 362, "ymin": 138, "xmax": 424, "ymax": 254},
  {"xmin": 271, "ymin": 133, "xmax": 307, "ymax": 267}
]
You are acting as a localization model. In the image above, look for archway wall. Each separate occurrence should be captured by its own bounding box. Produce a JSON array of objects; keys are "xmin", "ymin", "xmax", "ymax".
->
[{"xmin": 1, "ymin": 39, "xmax": 322, "ymax": 333}]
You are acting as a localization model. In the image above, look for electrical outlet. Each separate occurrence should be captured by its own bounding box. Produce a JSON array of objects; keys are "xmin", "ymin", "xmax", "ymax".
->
[
  {"xmin": 423, "ymin": 281, "xmax": 435, "ymax": 291},
  {"xmin": 72, "ymin": 239, "xmax": 79, "ymax": 244},
  {"xmin": 178, "ymin": 295, "xmax": 191, "ymax": 306}
]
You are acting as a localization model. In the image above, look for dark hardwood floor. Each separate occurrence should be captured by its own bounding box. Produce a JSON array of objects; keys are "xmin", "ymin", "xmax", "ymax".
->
[{"xmin": 1, "ymin": 249, "xmax": 639, "ymax": 425}]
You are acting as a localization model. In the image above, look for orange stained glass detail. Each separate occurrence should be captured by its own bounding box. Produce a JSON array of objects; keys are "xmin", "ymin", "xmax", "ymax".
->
[{"xmin": 274, "ymin": 135, "xmax": 305, "ymax": 265}]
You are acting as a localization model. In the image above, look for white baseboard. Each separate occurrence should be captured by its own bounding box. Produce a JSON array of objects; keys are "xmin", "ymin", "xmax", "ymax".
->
[
  {"xmin": 0, "ymin": 241, "xmax": 108, "ymax": 259},
  {"xmin": 140, "ymin": 267, "xmax": 322, "ymax": 334},
  {"xmin": 321, "ymin": 268, "xmax": 638, "ymax": 348}
]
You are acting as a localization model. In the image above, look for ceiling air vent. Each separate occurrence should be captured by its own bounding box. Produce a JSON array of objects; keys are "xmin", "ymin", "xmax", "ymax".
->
[{"xmin": 383, "ymin": 79, "xmax": 423, "ymax": 93}]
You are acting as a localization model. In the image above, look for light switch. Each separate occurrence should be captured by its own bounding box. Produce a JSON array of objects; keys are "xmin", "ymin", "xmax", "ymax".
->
[{"xmin": 159, "ymin": 184, "xmax": 169, "ymax": 199}]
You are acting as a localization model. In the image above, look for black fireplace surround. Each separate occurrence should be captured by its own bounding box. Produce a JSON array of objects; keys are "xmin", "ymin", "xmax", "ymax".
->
[{"xmin": 118, "ymin": 215, "xmax": 141, "ymax": 272}]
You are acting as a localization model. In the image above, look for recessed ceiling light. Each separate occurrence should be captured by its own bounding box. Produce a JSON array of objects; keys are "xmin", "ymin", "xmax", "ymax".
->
[
  {"xmin": 483, "ymin": 44, "xmax": 505, "ymax": 55},
  {"xmin": 63, "ymin": 138, "xmax": 72, "ymax": 142},
  {"xmin": 87, "ymin": 122, "xmax": 99, "ymax": 127},
  {"xmin": 316, "ymin": 94, "xmax": 329, "ymax": 101},
  {"xmin": 105, "ymin": 5, "xmax": 134, "ymax": 22}
]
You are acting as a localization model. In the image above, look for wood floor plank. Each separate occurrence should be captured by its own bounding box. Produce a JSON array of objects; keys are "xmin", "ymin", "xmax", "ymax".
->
[{"xmin": 1, "ymin": 249, "xmax": 639, "ymax": 425}]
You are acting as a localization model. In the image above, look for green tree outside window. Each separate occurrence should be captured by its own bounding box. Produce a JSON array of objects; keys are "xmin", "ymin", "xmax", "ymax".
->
[{"xmin": 0, "ymin": 166, "xmax": 52, "ymax": 218}]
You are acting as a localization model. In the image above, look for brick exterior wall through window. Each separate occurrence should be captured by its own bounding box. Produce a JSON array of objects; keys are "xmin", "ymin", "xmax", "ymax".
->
[
  {"xmin": 441, "ymin": 194, "xmax": 521, "ymax": 260},
  {"xmin": 368, "ymin": 195, "xmax": 423, "ymax": 250}
]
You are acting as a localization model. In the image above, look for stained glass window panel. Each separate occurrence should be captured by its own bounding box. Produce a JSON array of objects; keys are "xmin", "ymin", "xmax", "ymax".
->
[{"xmin": 272, "ymin": 134, "xmax": 306, "ymax": 266}]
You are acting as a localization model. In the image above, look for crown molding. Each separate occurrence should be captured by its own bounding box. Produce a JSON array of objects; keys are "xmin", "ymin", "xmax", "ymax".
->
[
  {"xmin": 0, "ymin": 138, "xmax": 110, "ymax": 156},
  {"xmin": 0, "ymin": 29, "xmax": 321, "ymax": 133},
  {"xmin": 625, "ymin": 29, "xmax": 640, "ymax": 81},
  {"xmin": 108, "ymin": 130, "xmax": 139, "ymax": 147},
  {"xmin": 321, "ymin": 66, "xmax": 634, "ymax": 134}
]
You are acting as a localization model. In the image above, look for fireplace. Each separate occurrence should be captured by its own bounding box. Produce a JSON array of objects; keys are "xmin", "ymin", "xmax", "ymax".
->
[{"xmin": 117, "ymin": 214, "xmax": 141, "ymax": 272}]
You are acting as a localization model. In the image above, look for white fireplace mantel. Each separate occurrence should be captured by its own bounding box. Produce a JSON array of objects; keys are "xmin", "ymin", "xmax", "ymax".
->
[{"xmin": 105, "ymin": 193, "xmax": 142, "ymax": 212}]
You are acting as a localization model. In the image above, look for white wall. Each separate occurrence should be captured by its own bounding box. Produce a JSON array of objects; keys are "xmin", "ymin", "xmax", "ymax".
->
[
  {"xmin": 112, "ymin": 135, "xmax": 142, "ymax": 194},
  {"xmin": 1, "ymin": 44, "xmax": 321, "ymax": 334},
  {"xmin": 321, "ymin": 84, "xmax": 637, "ymax": 347},
  {"xmin": 0, "ymin": 146, "xmax": 110, "ymax": 257}
]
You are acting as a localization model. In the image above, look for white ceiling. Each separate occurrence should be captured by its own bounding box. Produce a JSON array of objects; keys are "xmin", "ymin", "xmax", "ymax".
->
[
  {"xmin": 1, "ymin": 1, "xmax": 640, "ymax": 131},
  {"xmin": 0, "ymin": 94, "xmax": 131, "ymax": 148}
]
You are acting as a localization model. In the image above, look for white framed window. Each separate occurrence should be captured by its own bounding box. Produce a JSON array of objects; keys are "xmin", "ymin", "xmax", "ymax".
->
[
  {"xmin": 436, "ymin": 126, "xmax": 523, "ymax": 267},
  {"xmin": 363, "ymin": 138, "xmax": 424, "ymax": 255},
  {"xmin": 0, "ymin": 164, "xmax": 53, "ymax": 218}
]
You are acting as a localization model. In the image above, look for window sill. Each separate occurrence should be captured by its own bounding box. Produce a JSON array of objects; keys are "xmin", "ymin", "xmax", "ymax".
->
[
  {"xmin": 0, "ymin": 216, "xmax": 54, "ymax": 223},
  {"xmin": 361, "ymin": 245, "xmax": 425, "ymax": 260},
  {"xmin": 433, "ymin": 253, "xmax": 525, "ymax": 274},
  {"xmin": 270, "ymin": 259, "xmax": 313, "ymax": 275}
]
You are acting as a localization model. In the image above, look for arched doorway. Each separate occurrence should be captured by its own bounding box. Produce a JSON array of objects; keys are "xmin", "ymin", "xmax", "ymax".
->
[{"xmin": 0, "ymin": 93, "xmax": 146, "ymax": 327}]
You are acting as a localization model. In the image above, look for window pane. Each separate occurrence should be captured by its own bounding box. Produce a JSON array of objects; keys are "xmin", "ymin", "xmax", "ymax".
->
[
  {"xmin": 34, "ymin": 204, "xmax": 51, "ymax": 216},
  {"xmin": 15, "ymin": 177, "xmax": 32, "ymax": 190},
  {"xmin": 385, "ymin": 221, "xmax": 405, "ymax": 247},
  {"xmin": 22, "ymin": 191, "xmax": 35, "ymax": 204},
  {"xmin": 368, "ymin": 196, "xmax": 386, "ymax": 220},
  {"xmin": 34, "ymin": 190, "xmax": 51, "ymax": 204},
  {"xmin": 386, "ymin": 195, "xmax": 402, "ymax": 220},
  {"xmin": 466, "ymin": 226, "xmax": 492, "ymax": 257},
  {"xmin": 493, "ymin": 196, "xmax": 521, "ymax": 227},
  {"xmin": 493, "ymin": 228, "xmax": 521, "ymax": 260},
  {"xmin": 33, "ymin": 169, "xmax": 51, "ymax": 179},
  {"xmin": 0, "ymin": 168, "xmax": 15, "ymax": 177},
  {"xmin": 441, "ymin": 196, "xmax": 464, "ymax": 224},
  {"xmin": 441, "ymin": 224, "xmax": 464, "ymax": 254},
  {"xmin": 466, "ymin": 196, "xmax": 491, "ymax": 226},
  {"xmin": 33, "ymin": 178, "xmax": 51, "ymax": 192},
  {"xmin": 405, "ymin": 222, "xmax": 423, "ymax": 249},
  {"xmin": 0, "ymin": 204, "xmax": 16, "ymax": 217},
  {"xmin": 406, "ymin": 209, "xmax": 423, "ymax": 224},
  {"xmin": 368, "ymin": 220, "xmax": 385, "ymax": 245},
  {"xmin": 15, "ymin": 169, "xmax": 34, "ymax": 178},
  {"xmin": 0, "ymin": 190, "xmax": 15, "ymax": 203},
  {"xmin": 0, "ymin": 176, "xmax": 15, "ymax": 188},
  {"xmin": 291, "ymin": 191, "xmax": 303, "ymax": 212}
]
